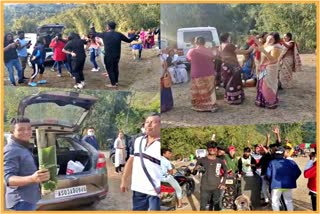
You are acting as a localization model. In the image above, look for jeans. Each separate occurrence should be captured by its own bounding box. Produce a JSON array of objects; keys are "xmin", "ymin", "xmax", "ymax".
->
[
  {"xmin": 72, "ymin": 58, "xmax": 85, "ymax": 84},
  {"xmin": 132, "ymin": 191, "xmax": 160, "ymax": 211},
  {"xmin": 261, "ymin": 175, "xmax": 270, "ymax": 202},
  {"xmin": 19, "ymin": 56, "xmax": 28, "ymax": 76},
  {"xmin": 271, "ymin": 189, "xmax": 293, "ymax": 211},
  {"xmin": 161, "ymin": 175, "xmax": 182, "ymax": 199},
  {"xmin": 90, "ymin": 51, "xmax": 98, "ymax": 69},
  {"xmin": 5, "ymin": 58, "xmax": 23, "ymax": 85},
  {"xmin": 11, "ymin": 201, "xmax": 37, "ymax": 211},
  {"xmin": 200, "ymin": 188, "xmax": 221, "ymax": 211}
]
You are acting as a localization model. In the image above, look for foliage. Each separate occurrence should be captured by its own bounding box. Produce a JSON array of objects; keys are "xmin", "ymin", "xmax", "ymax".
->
[
  {"xmin": 4, "ymin": 4, "xmax": 160, "ymax": 36},
  {"xmin": 161, "ymin": 122, "xmax": 316, "ymax": 159},
  {"xmin": 161, "ymin": 4, "xmax": 316, "ymax": 52},
  {"xmin": 4, "ymin": 87, "xmax": 159, "ymax": 150}
]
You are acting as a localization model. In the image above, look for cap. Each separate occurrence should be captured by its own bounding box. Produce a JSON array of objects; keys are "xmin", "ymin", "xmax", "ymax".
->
[
  {"xmin": 275, "ymin": 146, "xmax": 285, "ymax": 154},
  {"xmin": 217, "ymin": 144, "xmax": 227, "ymax": 151},
  {"xmin": 228, "ymin": 145, "xmax": 236, "ymax": 152}
]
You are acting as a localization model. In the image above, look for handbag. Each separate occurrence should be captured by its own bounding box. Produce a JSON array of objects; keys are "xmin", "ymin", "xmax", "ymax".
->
[
  {"xmin": 139, "ymin": 136, "xmax": 160, "ymax": 195},
  {"xmin": 162, "ymin": 70, "xmax": 172, "ymax": 88}
]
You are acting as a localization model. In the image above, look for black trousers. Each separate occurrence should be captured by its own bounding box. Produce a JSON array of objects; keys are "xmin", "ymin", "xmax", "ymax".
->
[
  {"xmin": 200, "ymin": 188, "xmax": 221, "ymax": 211},
  {"xmin": 310, "ymin": 192, "xmax": 316, "ymax": 211},
  {"xmin": 104, "ymin": 56, "xmax": 120, "ymax": 86},
  {"xmin": 72, "ymin": 58, "xmax": 85, "ymax": 84}
]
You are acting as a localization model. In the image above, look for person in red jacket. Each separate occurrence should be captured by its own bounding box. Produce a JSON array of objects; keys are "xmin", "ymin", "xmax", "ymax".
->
[
  {"xmin": 49, "ymin": 34, "xmax": 67, "ymax": 77},
  {"xmin": 304, "ymin": 152, "xmax": 316, "ymax": 211}
]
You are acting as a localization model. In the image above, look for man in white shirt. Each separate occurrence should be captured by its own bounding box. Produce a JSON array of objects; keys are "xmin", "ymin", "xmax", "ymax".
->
[
  {"xmin": 161, "ymin": 148, "xmax": 184, "ymax": 208},
  {"xmin": 120, "ymin": 113, "xmax": 161, "ymax": 210}
]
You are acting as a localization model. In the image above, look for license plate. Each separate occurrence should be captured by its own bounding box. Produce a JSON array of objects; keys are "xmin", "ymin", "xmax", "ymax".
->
[
  {"xmin": 54, "ymin": 185, "xmax": 87, "ymax": 198},
  {"xmin": 225, "ymin": 179, "xmax": 234, "ymax": 185}
]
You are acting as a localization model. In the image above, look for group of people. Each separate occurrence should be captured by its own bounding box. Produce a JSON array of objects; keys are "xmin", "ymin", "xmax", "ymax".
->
[
  {"xmin": 4, "ymin": 113, "xmax": 162, "ymax": 211},
  {"xmin": 161, "ymin": 31, "xmax": 302, "ymax": 113},
  {"xmin": 4, "ymin": 20, "xmax": 143, "ymax": 89},
  {"xmin": 161, "ymin": 127, "xmax": 316, "ymax": 211}
]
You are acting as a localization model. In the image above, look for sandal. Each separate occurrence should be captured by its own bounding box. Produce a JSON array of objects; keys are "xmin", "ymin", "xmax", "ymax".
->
[{"xmin": 177, "ymin": 203, "xmax": 188, "ymax": 209}]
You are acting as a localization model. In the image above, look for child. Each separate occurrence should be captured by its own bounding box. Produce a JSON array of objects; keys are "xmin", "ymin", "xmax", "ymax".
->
[
  {"xmin": 131, "ymin": 34, "xmax": 143, "ymax": 60},
  {"xmin": 28, "ymin": 40, "xmax": 46, "ymax": 87}
]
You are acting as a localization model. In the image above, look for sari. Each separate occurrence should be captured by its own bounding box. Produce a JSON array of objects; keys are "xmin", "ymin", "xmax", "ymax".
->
[
  {"xmin": 219, "ymin": 43, "xmax": 245, "ymax": 105},
  {"xmin": 187, "ymin": 46, "xmax": 217, "ymax": 112},
  {"xmin": 278, "ymin": 41, "xmax": 302, "ymax": 88},
  {"xmin": 255, "ymin": 45, "xmax": 282, "ymax": 109},
  {"xmin": 191, "ymin": 75, "xmax": 217, "ymax": 112},
  {"xmin": 161, "ymin": 53, "xmax": 174, "ymax": 112}
]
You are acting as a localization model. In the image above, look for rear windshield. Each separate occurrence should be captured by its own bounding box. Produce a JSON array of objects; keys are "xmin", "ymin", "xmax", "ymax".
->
[
  {"xmin": 183, "ymin": 31, "xmax": 220, "ymax": 45},
  {"xmin": 37, "ymin": 26, "xmax": 64, "ymax": 36},
  {"xmin": 24, "ymin": 103, "xmax": 85, "ymax": 127}
]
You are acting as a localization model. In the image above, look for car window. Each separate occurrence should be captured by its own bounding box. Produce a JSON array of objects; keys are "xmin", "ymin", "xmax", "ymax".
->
[
  {"xmin": 183, "ymin": 31, "xmax": 213, "ymax": 43},
  {"xmin": 57, "ymin": 138, "xmax": 76, "ymax": 151}
]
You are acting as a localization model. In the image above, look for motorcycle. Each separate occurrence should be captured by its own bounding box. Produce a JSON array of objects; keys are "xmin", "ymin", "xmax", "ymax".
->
[{"xmin": 160, "ymin": 165, "xmax": 195, "ymax": 210}]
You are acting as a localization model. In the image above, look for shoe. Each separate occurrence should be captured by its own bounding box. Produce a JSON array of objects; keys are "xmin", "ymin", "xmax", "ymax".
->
[
  {"xmin": 37, "ymin": 80, "xmax": 47, "ymax": 84},
  {"xmin": 81, "ymin": 81, "xmax": 85, "ymax": 87},
  {"xmin": 74, "ymin": 83, "xmax": 83, "ymax": 89},
  {"xmin": 10, "ymin": 83, "xmax": 16, "ymax": 86},
  {"xmin": 73, "ymin": 77, "xmax": 76, "ymax": 80},
  {"xmin": 115, "ymin": 83, "xmax": 119, "ymax": 86},
  {"xmin": 57, "ymin": 74, "xmax": 62, "ymax": 77},
  {"xmin": 96, "ymin": 67, "xmax": 100, "ymax": 71},
  {"xmin": 68, "ymin": 72, "xmax": 73, "ymax": 77},
  {"xmin": 50, "ymin": 68, "xmax": 55, "ymax": 72},
  {"xmin": 18, "ymin": 80, "xmax": 25, "ymax": 84},
  {"xmin": 28, "ymin": 82, "xmax": 37, "ymax": 87}
]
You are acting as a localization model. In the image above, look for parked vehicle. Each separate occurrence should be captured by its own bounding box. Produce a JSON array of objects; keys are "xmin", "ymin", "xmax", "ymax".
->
[
  {"xmin": 27, "ymin": 24, "xmax": 65, "ymax": 66},
  {"xmin": 4, "ymin": 91, "xmax": 108, "ymax": 210},
  {"xmin": 176, "ymin": 27, "xmax": 220, "ymax": 64}
]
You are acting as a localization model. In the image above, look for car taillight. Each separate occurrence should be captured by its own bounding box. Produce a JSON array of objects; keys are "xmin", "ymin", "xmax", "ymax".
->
[{"xmin": 96, "ymin": 153, "xmax": 106, "ymax": 169}]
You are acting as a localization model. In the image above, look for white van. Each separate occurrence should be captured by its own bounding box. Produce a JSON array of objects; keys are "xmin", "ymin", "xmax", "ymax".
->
[{"xmin": 176, "ymin": 27, "xmax": 220, "ymax": 62}]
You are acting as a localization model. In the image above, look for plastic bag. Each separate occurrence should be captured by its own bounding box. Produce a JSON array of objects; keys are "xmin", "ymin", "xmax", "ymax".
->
[{"xmin": 66, "ymin": 160, "xmax": 85, "ymax": 175}]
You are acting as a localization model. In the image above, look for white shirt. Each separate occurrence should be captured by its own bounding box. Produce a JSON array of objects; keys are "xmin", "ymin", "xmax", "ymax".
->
[
  {"xmin": 161, "ymin": 156, "xmax": 172, "ymax": 178},
  {"xmin": 130, "ymin": 136, "xmax": 161, "ymax": 196}
]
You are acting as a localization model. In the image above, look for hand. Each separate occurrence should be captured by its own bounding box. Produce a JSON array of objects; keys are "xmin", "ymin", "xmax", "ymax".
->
[
  {"xmin": 31, "ymin": 169, "xmax": 50, "ymax": 183},
  {"xmin": 218, "ymin": 184, "xmax": 226, "ymax": 190},
  {"xmin": 31, "ymin": 56, "xmax": 36, "ymax": 61},
  {"xmin": 90, "ymin": 23, "xmax": 95, "ymax": 28},
  {"xmin": 70, "ymin": 52, "xmax": 76, "ymax": 57},
  {"xmin": 120, "ymin": 182, "xmax": 129, "ymax": 193},
  {"xmin": 9, "ymin": 43, "xmax": 17, "ymax": 49},
  {"xmin": 266, "ymin": 133, "xmax": 270, "ymax": 138},
  {"xmin": 272, "ymin": 127, "xmax": 280, "ymax": 134}
]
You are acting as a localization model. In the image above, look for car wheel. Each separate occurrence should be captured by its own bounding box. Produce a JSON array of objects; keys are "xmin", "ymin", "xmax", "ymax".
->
[{"xmin": 110, "ymin": 154, "xmax": 115, "ymax": 164}]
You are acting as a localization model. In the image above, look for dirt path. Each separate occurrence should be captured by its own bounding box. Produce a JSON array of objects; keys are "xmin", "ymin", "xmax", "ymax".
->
[
  {"xmin": 4, "ymin": 45, "xmax": 160, "ymax": 93},
  {"xmin": 162, "ymin": 54, "xmax": 316, "ymax": 127},
  {"xmin": 171, "ymin": 156, "xmax": 312, "ymax": 211}
]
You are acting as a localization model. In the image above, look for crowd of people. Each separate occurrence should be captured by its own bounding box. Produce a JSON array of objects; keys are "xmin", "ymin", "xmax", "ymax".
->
[
  {"xmin": 4, "ymin": 23, "xmax": 160, "ymax": 89},
  {"xmin": 160, "ymin": 31, "xmax": 302, "ymax": 113},
  {"xmin": 161, "ymin": 127, "xmax": 317, "ymax": 211}
]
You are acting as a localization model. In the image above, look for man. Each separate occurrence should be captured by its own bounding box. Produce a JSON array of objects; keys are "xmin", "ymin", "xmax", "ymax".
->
[
  {"xmin": 304, "ymin": 152, "xmax": 316, "ymax": 211},
  {"xmin": 120, "ymin": 113, "xmax": 161, "ymax": 211},
  {"xmin": 4, "ymin": 33, "xmax": 24, "ymax": 86},
  {"xmin": 82, "ymin": 127, "xmax": 99, "ymax": 150},
  {"xmin": 16, "ymin": 31, "xmax": 32, "ymax": 79},
  {"xmin": 238, "ymin": 147, "xmax": 260, "ymax": 209},
  {"xmin": 266, "ymin": 146, "xmax": 301, "ymax": 211},
  {"xmin": 4, "ymin": 117, "xmax": 50, "ymax": 210},
  {"xmin": 161, "ymin": 148, "xmax": 185, "ymax": 208},
  {"xmin": 90, "ymin": 21, "xmax": 136, "ymax": 88},
  {"xmin": 194, "ymin": 141, "xmax": 227, "ymax": 211}
]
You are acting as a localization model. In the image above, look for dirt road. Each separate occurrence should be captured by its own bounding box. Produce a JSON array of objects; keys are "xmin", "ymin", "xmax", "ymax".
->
[
  {"xmin": 162, "ymin": 54, "xmax": 316, "ymax": 127},
  {"xmin": 170, "ymin": 156, "xmax": 312, "ymax": 211},
  {"xmin": 4, "ymin": 45, "xmax": 160, "ymax": 93}
]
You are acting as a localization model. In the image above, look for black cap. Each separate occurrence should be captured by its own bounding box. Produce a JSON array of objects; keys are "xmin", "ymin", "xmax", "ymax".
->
[
  {"xmin": 275, "ymin": 146, "xmax": 285, "ymax": 155},
  {"xmin": 217, "ymin": 144, "xmax": 227, "ymax": 151}
]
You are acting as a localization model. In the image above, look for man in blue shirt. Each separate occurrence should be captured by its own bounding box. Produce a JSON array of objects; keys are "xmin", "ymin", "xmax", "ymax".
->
[
  {"xmin": 4, "ymin": 117, "xmax": 50, "ymax": 210},
  {"xmin": 82, "ymin": 127, "xmax": 99, "ymax": 150},
  {"xmin": 16, "ymin": 31, "xmax": 32, "ymax": 80}
]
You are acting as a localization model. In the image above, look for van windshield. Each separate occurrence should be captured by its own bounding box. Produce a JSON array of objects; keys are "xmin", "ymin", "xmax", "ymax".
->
[{"xmin": 183, "ymin": 31, "xmax": 220, "ymax": 46}]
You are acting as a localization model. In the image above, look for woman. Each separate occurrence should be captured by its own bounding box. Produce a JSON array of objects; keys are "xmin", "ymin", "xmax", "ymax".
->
[
  {"xmin": 218, "ymin": 33, "xmax": 253, "ymax": 105},
  {"xmin": 114, "ymin": 131, "xmax": 126, "ymax": 173},
  {"xmin": 49, "ymin": 33, "xmax": 67, "ymax": 77},
  {"xmin": 255, "ymin": 32, "xmax": 283, "ymax": 108},
  {"xmin": 87, "ymin": 33, "xmax": 101, "ymax": 72},
  {"xmin": 140, "ymin": 28, "xmax": 146, "ymax": 48},
  {"xmin": 161, "ymin": 49, "xmax": 174, "ymax": 112},
  {"xmin": 166, "ymin": 49, "xmax": 188, "ymax": 84},
  {"xmin": 278, "ymin": 32, "xmax": 302, "ymax": 89},
  {"xmin": 186, "ymin": 36, "xmax": 217, "ymax": 112}
]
